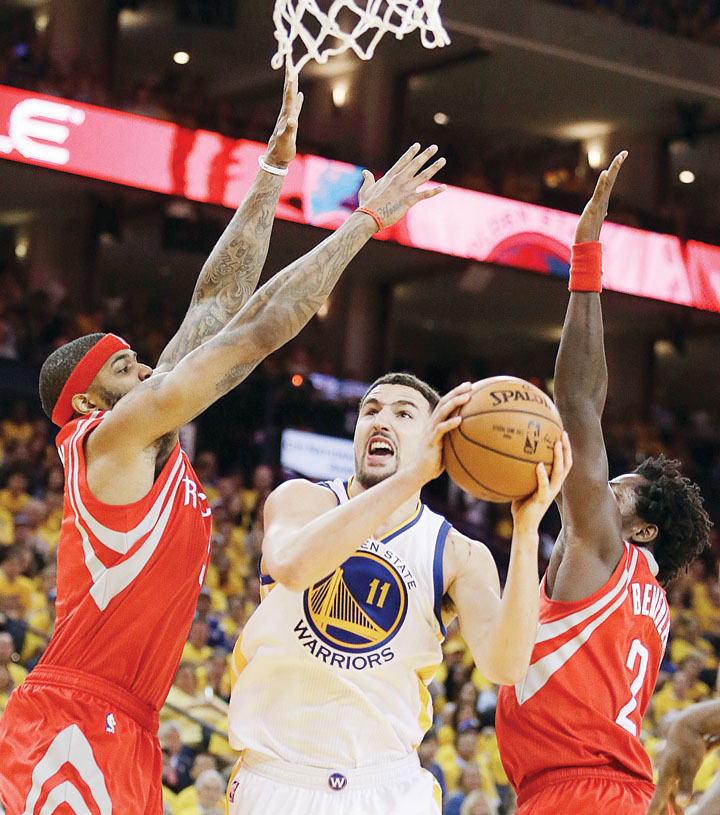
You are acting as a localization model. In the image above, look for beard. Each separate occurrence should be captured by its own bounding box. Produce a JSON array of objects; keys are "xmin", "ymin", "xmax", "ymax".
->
[
  {"xmin": 354, "ymin": 455, "xmax": 399, "ymax": 489},
  {"xmin": 95, "ymin": 384, "xmax": 126, "ymax": 409}
]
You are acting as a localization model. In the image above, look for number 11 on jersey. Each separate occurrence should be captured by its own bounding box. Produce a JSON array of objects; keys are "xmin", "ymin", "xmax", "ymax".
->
[{"xmin": 366, "ymin": 579, "xmax": 390, "ymax": 608}]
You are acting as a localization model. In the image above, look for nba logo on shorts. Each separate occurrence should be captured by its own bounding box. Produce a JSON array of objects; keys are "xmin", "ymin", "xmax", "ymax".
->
[
  {"xmin": 229, "ymin": 779, "xmax": 240, "ymax": 802},
  {"xmin": 328, "ymin": 772, "xmax": 347, "ymax": 791},
  {"xmin": 105, "ymin": 713, "xmax": 116, "ymax": 734}
]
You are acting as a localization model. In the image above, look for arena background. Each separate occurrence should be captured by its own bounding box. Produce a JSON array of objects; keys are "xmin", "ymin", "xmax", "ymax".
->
[{"xmin": 0, "ymin": 1, "xmax": 719, "ymax": 812}]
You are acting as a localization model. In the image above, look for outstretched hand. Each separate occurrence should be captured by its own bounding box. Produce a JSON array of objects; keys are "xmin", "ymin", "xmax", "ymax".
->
[
  {"xmin": 357, "ymin": 143, "xmax": 447, "ymax": 229},
  {"xmin": 646, "ymin": 721, "xmax": 706, "ymax": 815},
  {"xmin": 266, "ymin": 65, "xmax": 304, "ymax": 169},
  {"xmin": 511, "ymin": 432, "xmax": 572, "ymax": 532},
  {"xmin": 574, "ymin": 151, "xmax": 628, "ymax": 244}
]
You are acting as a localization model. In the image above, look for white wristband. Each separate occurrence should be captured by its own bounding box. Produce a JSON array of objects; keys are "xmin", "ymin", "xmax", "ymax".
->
[{"xmin": 258, "ymin": 155, "xmax": 289, "ymax": 176}]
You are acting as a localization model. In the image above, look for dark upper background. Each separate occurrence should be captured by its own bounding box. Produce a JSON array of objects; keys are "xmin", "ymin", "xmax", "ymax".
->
[{"xmin": 0, "ymin": 0, "xmax": 718, "ymax": 498}]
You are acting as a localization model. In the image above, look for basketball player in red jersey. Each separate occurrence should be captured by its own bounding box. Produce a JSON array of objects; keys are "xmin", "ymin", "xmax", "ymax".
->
[
  {"xmin": 495, "ymin": 153, "xmax": 712, "ymax": 815},
  {"xmin": 0, "ymin": 66, "xmax": 448, "ymax": 814}
]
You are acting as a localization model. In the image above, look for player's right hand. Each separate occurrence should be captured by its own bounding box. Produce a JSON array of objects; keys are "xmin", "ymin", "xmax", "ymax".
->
[
  {"xmin": 265, "ymin": 64, "xmax": 304, "ymax": 169},
  {"xmin": 357, "ymin": 143, "xmax": 446, "ymax": 228}
]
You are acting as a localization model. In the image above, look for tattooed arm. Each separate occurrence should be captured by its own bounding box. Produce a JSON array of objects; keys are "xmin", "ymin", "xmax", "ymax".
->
[
  {"xmin": 155, "ymin": 68, "xmax": 304, "ymax": 371},
  {"xmin": 92, "ymin": 143, "xmax": 447, "ymax": 454}
]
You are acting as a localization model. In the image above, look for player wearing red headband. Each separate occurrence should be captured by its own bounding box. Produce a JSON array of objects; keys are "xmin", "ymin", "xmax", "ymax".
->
[{"xmin": 0, "ymin": 69, "xmax": 447, "ymax": 814}]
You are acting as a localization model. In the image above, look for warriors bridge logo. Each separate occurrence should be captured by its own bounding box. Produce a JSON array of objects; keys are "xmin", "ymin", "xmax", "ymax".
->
[{"xmin": 302, "ymin": 551, "xmax": 408, "ymax": 655}]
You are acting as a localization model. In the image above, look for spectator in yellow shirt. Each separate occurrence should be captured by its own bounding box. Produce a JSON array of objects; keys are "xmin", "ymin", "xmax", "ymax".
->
[
  {"xmin": 651, "ymin": 669, "xmax": 695, "ymax": 725},
  {"xmin": 194, "ymin": 451, "xmax": 220, "ymax": 506},
  {"xmin": 0, "ymin": 507, "xmax": 13, "ymax": 547},
  {"xmin": 0, "ymin": 663, "xmax": 14, "ymax": 714},
  {"xmin": 0, "ymin": 470, "xmax": 31, "ymax": 517},
  {"xmin": 174, "ymin": 754, "xmax": 217, "ymax": 814},
  {"xmin": 1, "ymin": 401, "xmax": 33, "ymax": 448},
  {"xmin": 177, "ymin": 768, "xmax": 225, "ymax": 815},
  {"xmin": 181, "ymin": 620, "xmax": 212, "ymax": 665},
  {"xmin": 0, "ymin": 631, "xmax": 26, "ymax": 688},
  {"xmin": 220, "ymin": 594, "xmax": 248, "ymax": 645},
  {"xmin": 0, "ymin": 546, "xmax": 34, "ymax": 614}
]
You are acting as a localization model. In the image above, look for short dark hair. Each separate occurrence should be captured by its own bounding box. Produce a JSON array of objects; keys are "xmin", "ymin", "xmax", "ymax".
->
[
  {"xmin": 633, "ymin": 455, "xmax": 712, "ymax": 586},
  {"xmin": 38, "ymin": 334, "xmax": 107, "ymax": 421},
  {"xmin": 359, "ymin": 372, "xmax": 440, "ymax": 413}
]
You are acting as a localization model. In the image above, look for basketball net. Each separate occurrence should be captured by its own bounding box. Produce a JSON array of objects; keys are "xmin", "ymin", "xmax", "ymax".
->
[{"xmin": 272, "ymin": 0, "xmax": 451, "ymax": 75}]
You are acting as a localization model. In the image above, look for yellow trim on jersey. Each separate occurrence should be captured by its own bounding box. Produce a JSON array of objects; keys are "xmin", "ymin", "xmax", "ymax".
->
[
  {"xmin": 432, "ymin": 775, "xmax": 443, "ymax": 811},
  {"xmin": 378, "ymin": 500, "xmax": 422, "ymax": 542},
  {"xmin": 230, "ymin": 635, "xmax": 247, "ymax": 691},
  {"xmin": 225, "ymin": 754, "xmax": 245, "ymax": 815},
  {"xmin": 260, "ymin": 580, "xmax": 277, "ymax": 601},
  {"xmin": 416, "ymin": 663, "xmax": 440, "ymax": 738},
  {"xmin": 346, "ymin": 476, "xmax": 422, "ymax": 541}
]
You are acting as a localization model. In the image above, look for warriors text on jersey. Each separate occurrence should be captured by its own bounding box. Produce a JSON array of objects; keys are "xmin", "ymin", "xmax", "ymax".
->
[
  {"xmin": 495, "ymin": 542, "xmax": 668, "ymax": 803},
  {"xmin": 43, "ymin": 411, "xmax": 213, "ymax": 706},
  {"xmin": 228, "ymin": 477, "xmax": 451, "ymax": 767}
]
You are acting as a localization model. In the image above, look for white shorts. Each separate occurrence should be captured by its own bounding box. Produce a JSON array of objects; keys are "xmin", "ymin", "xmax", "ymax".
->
[{"xmin": 226, "ymin": 750, "xmax": 442, "ymax": 815}]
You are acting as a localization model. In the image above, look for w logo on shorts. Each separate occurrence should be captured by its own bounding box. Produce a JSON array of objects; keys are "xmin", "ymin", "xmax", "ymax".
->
[
  {"xmin": 23, "ymin": 725, "xmax": 111, "ymax": 814},
  {"xmin": 229, "ymin": 779, "xmax": 240, "ymax": 803},
  {"xmin": 328, "ymin": 773, "xmax": 347, "ymax": 791}
]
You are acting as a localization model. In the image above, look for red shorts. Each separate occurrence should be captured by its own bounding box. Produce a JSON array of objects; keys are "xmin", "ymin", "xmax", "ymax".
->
[
  {"xmin": 516, "ymin": 774, "xmax": 657, "ymax": 815},
  {"xmin": 0, "ymin": 665, "xmax": 162, "ymax": 815}
]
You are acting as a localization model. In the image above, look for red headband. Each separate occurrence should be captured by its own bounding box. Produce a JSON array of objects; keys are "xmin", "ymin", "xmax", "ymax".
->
[{"xmin": 51, "ymin": 334, "xmax": 131, "ymax": 427}]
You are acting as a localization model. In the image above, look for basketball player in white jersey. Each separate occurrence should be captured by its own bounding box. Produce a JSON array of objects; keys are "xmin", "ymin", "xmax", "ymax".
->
[{"xmin": 226, "ymin": 372, "xmax": 572, "ymax": 814}]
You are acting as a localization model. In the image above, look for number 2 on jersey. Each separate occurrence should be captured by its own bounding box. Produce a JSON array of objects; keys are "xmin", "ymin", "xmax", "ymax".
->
[{"xmin": 615, "ymin": 639, "xmax": 649, "ymax": 736}]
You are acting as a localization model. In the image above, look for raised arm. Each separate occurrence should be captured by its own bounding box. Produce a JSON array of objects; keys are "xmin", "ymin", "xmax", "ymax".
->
[
  {"xmin": 553, "ymin": 152, "xmax": 627, "ymax": 561},
  {"xmin": 261, "ymin": 383, "xmax": 473, "ymax": 591},
  {"xmin": 647, "ymin": 699, "xmax": 720, "ymax": 815},
  {"xmin": 155, "ymin": 68, "xmax": 304, "ymax": 372},
  {"xmin": 93, "ymin": 143, "xmax": 446, "ymax": 454},
  {"xmin": 446, "ymin": 435, "xmax": 572, "ymax": 685}
]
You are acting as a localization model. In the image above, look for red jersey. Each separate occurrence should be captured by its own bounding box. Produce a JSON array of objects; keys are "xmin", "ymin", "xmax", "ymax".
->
[
  {"xmin": 41, "ymin": 411, "xmax": 212, "ymax": 709},
  {"xmin": 496, "ymin": 542, "xmax": 669, "ymax": 803}
]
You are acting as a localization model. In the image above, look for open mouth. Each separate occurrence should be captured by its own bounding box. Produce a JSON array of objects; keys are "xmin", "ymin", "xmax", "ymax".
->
[{"xmin": 366, "ymin": 436, "xmax": 395, "ymax": 463}]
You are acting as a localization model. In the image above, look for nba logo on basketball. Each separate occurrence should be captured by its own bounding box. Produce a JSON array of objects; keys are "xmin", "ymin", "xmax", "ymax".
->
[
  {"xmin": 229, "ymin": 779, "xmax": 240, "ymax": 802},
  {"xmin": 328, "ymin": 772, "xmax": 347, "ymax": 791}
]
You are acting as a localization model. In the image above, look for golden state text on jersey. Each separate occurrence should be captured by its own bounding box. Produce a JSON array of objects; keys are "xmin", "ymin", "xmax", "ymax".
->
[
  {"xmin": 228, "ymin": 477, "xmax": 452, "ymax": 767},
  {"xmin": 296, "ymin": 542, "xmax": 412, "ymax": 670}
]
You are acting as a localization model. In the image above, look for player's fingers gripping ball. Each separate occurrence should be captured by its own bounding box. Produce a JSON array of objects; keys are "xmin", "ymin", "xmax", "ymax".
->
[{"xmin": 443, "ymin": 376, "xmax": 564, "ymax": 502}]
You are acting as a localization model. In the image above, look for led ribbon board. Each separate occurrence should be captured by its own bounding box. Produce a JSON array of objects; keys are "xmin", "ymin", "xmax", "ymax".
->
[{"xmin": 1, "ymin": 84, "xmax": 719, "ymax": 313}]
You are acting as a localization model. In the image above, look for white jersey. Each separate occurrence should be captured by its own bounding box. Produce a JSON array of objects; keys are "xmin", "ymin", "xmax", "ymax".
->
[{"xmin": 228, "ymin": 477, "xmax": 451, "ymax": 768}]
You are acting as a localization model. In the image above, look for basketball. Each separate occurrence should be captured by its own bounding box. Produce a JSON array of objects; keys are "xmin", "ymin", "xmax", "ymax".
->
[{"xmin": 443, "ymin": 376, "xmax": 564, "ymax": 502}]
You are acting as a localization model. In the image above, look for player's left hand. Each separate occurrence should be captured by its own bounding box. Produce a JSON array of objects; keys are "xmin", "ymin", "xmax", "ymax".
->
[
  {"xmin": 646, "ymin": 719, "xmax": 706, "ymax": 815},
  {"xmin": 265, "ymin": 64, "xmax": 304, "ymax": 169},
  {"xmin": 574, "ymin": 151, "xmax": 627, "ymax": 244},
  {"xmin": 511, "ymin": 432, "xmax": 572, "ymax": 532},
  {"xmin": 401, "ymin": 382, "xmax": 472, "ymax": 488}
]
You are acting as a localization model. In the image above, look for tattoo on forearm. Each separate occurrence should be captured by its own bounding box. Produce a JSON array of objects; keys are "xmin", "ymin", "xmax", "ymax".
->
[
  {"xmin": 213, "ymin": 216, "xmax": 374, "ymax": 397},
  {"xmin": 158, "ymin": 172, "xmax": 283, "ymax": 368}
]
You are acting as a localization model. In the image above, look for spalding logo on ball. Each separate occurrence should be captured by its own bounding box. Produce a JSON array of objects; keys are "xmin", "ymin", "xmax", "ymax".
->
[{"xmin": 443, "ymin": 376, "xmax": 564, "ymax": 502}]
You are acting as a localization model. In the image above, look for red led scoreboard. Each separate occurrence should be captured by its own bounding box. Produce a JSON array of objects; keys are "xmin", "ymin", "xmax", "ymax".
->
[{"xmin": 1, "ymin": 84, "xmax": 719, "ymax": 313}]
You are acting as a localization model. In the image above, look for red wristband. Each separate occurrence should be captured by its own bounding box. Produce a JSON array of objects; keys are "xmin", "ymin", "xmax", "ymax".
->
[
  {"xmin": 355, "ymin": 207, "xmax": 385, "ymax": 233},
  {"xmin": 569, "ymin": 241, "xmax": 602, "ymax": 292}
]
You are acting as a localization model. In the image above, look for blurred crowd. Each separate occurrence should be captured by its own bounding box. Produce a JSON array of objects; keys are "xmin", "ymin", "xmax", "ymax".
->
[
  {"xmin": 0, "ymin": 305, "xmax": 718, "ymax": 813},
  {"xmin": 2, "ymin": 10, "xmax": 718, "ymax": 247},
  {"xmin": 555, "ymin": 0, "xmax": 720, "ymax": 43}
]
